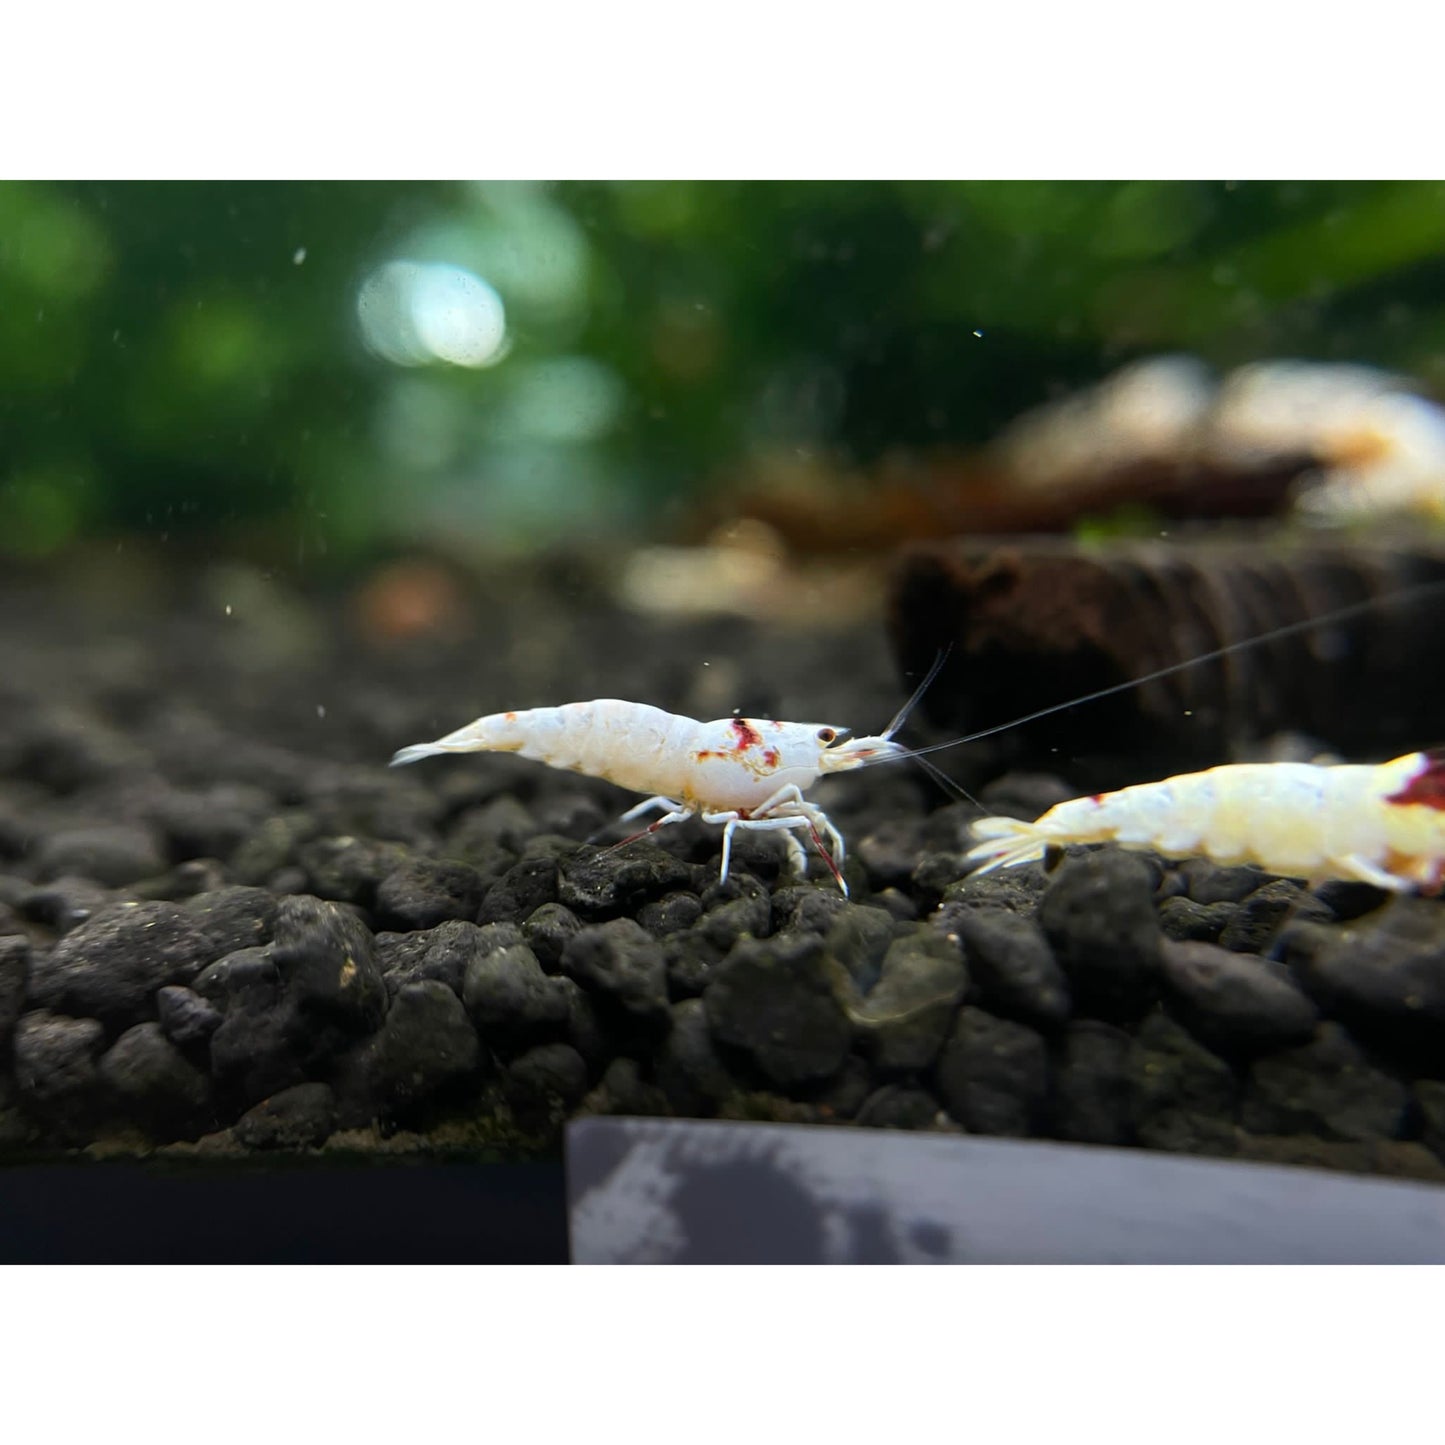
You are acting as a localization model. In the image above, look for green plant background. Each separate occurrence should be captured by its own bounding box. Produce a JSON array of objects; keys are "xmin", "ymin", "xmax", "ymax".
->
[{"xmin": 4, "ymin": 180, "xmax": 1444, "ymax": 562}]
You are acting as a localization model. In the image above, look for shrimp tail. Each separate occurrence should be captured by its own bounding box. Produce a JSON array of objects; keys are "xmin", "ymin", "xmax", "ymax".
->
[
  {"xmin": 964, "ymin": 816, "xmax": 1053, "ymax": 875},
  {"xmin": 389, "ymin": 742, "xmax": 450, "ymax": 767},
  {"xmin": 389, "ymin": 714, "xmax": 512, "ymax": 767}
]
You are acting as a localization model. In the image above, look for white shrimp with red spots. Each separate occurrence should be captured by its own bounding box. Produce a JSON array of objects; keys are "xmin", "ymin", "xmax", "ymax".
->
[{"xmin": 390, "ymin": 699, "xmax": 910, "ymax": 895}]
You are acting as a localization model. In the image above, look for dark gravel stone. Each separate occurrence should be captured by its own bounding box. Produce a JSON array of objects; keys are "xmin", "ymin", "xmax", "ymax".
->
[
  {"xmin": 148, "ymin": 783, "xmax": 273, "ymax": 862},
  {"xmin": 654, "ymin": 998, "xmax": 736, "ymax": 1116},
  {"xmin": 558, "ymin": 977, "xmax": 609, "ymax": 1070},
  {"xmin": 1160, "ymin": 940, "xmax": 1320, "ymax": 1053},
  {"xmin": 557, "ymin": 844, "xmax": 698, "ymax": 920},
  {"xmin": 183, "ymin": 886, "xmax": 278, "ymax": 958},
  {"xmin": 947, "ymin": 908, "xmax": 1071, "ymax": 1028},
  {"xmin": 378, "ymin": 920, "xmax": 497, "ymax": 998},
  {"xmin": 1177, "ymin": 860, "xmax": 1269, "ymax": 905},
  {"xmin": 856, "ymin": 816, "xmax": 927, "ymax": 891},
  {"xmin": 934, "ymin": 1006, "xmax": 1049, "ymax": 1135},
  {"xmin": 704, "ymin": 931, "xmax": 852, "ymax": 1088},
  {"xmin": 1127, "ymin": 1012, "xmax": 1237, "ymax": 1138},
  {"xmin": 17, "ymin": 711, "xmax": 143, "ymax": 792},
  {"xmin": 1037, "ymin": 852, "xmax": 1163, "ymax": 1019},
  {"xmin": 852, "ymin": 928, "xmax": 968, "ymax": 1073},
  {"xmin": 699, "ymin": 889, "xmax": 772, "ymax": 951},
  {"xmin": 449, "ymin": 795, "xmax": 537, "ymax": 854},
  {"xmin": 911, "ymin": 851, "xmax": 972, "ymax": 901},
  {"xmin": 477, "ymin": 856, "xmax": 559, "ymax": 924},
  {"xmin": 155, "ymin": 984, "xmax": 222, "ymax": 1049},
  {"xmin": 1311, "ymin": 879, "xmax": 1396, "ymax": 923},
  {"xmin": 1416, "ymin": 1081, "xmax": 1445, "ymax": 1165},
  {"xmin": 234, "ymin": 1082, "xmax": 338, "ymax": 1150},
  {"xmin": 660, "ymin": 931, "xmax": 726, "ymax": 1000},
  {"xmin": 771, "ymin": 885, "xmax": 850, "ymax": 936},
  {"xmin": 206, "ymin": 954, "xmax": 306, "ymax": 1107},
  {"xmin": 1287, "ymin": 898, "xmax": 1445, "ymax": 1048},
  {"xmin": 823, "ymin": 903, "xmax": 897, "ymax": 992},
  {"xmin": 504, "ymin": 1042, "xmax": 590, "ymax": 1116},
  {"xmin": 336, "ymin": 980, "xmax": 481, "ymax": 1122},
  {"xmin": 1158, "ymin": 896, "xmax": 1233, "ymax": 944},
  {"xmin": 462, "ymin": 942, "xmax": 571, "ymax": 1040},
  {"xmin": 522, "ymin": 902, "xmax": 584, "ymax": 968},
  {"xmin": 560, "ymin": 918, "xmax": 670, "ymax": 1029},
  {"xmin": 856, "ymin": 1083, "xmax": 946, "ymax": 1130},
  {"xmin": 1242, "ymin": 1023, "xmax": 1410, "ymax": 1143},
  {"xmin": 1053, "ymin": 1020, "xmax": 1133, "ymax": 1145},
  {"xmin": 27, "ymin": 900, "xmax": 215, "ymax": 1031},
  {"xmin": 229, "ymin": 811, "xmax": 321, "ymax": 886},
  {"xmin": 13, "ymin": 1010, "xmax": 105, "ymax": 1130},
  {"xmin": 578, "ymin": 1056, "xmax": 671, "ymax": 1118},
  {"xmin": 22, "ymin": 875, "xmax": 120, "ymax": 934},
  {"xmin": 637, "ymin": 892, "xmax": 704, "ymax": 939},
  {"xmin": 192, "ymin": 945, "xmax": 277, "ymax": 1007},
  {"xmin": 810, "ymin": 1054, "xmax": 874, "ymax": 1121},
  {"xmin": 873, "ymin": 888, "xmax": 919, "ymax": 923},
  {"xmin": 36, "ymin": 823, "xmax": 168, "ymax": 887},
  {"xmin": 1234, "ymin": 1133, "xmax": 1445, "ymax": 1181},
  {"xmin": 375, "ymin": 858, "xmax": 487, "ymax": 931},
  {"xmin": 0, "ymin": 935, "xmax": 27, "ymax": 1056},
  {"xmin": 939, "ymin": 867, "xmax": 1050, "ymax": 917},
  {"xmin": 98, "ymin": 1022, "xmax": 213, "ymax": 1139},
  {"xmin": 374, "ymin": 931, "xmax": 437, "ymax": 998},
  {"xmin": 532, "ymin": 792, "xmax": 607, "ymax": 841},
  {"xmin": 297, "ymin": 835, "xmax": 410, "ymax": 906},
  {"xmin": 1217, "ymin": 880, "xmax": 1332, "ymax": 956},
  {"xmin": 271, "ymin": 895, "xmax": 385, "ymax": 1031},
  {"xmin": 1136, "ymin": 1110, "xmax": 1238, "ymax": 1158},
  {"xmin": 133, "ymin": 857, "xmax": 229, "ymax": 901},
  {"xmin": 204, "ymin": 901, "xmax": 381, "ymax": 1109}
]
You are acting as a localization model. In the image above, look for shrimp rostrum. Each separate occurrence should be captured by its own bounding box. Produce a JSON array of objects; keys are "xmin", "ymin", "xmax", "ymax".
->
[
  {"xmin": 966, "ymin": 751, "xmax": 1445, "ymax": 894},
  {"xmin": 388, "ymin": 667, "xmax": 944, "ymax": 895}
]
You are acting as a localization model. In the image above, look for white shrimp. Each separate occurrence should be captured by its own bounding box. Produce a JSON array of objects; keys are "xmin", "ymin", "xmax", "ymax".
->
[
  {"xmin": 388, "ymin": 668, "xmax": 944, "ymax": 895},
  {"xmin": 965, "ymin": 751, "xmax": 1445, "ymax": 893}
]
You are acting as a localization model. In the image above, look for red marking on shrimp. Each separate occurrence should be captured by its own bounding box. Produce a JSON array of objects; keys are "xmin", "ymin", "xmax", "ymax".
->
[
  {"xmin": 1090, "ymin": 794, "xmax": 1104, "ymax": 804},
  {"xmin": 808, "ymin": 823, "xmax": 846, "ymax": 890},
  {"xmin": 505, "ymin": 711, "xmax": 517, "ymax": 722},
  {"xmin": 1386, "ymin": 754, "xmax": 1445, "ymax": 811},
  {"xmin": 763, "ymin": 748, "xmax": 780, "ymax": 767},
  {"xmin": 731, "ymin": 719, "xmax": 763, "ymax": 750}
]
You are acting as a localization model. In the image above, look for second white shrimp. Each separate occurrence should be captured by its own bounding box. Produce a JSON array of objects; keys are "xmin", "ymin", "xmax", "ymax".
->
[{"xmin": 965, "ymin": 751, "xmax": 1445, "ymax": 893}]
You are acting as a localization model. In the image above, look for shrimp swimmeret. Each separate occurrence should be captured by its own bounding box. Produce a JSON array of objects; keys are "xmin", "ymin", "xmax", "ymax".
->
[
  {"xmin": 389, "ymin": 656, "xmax": 948, "ymax": 897},
  {"xmin": 965, "ymin": 752, "xmax": 1445, "ymax": 894}
]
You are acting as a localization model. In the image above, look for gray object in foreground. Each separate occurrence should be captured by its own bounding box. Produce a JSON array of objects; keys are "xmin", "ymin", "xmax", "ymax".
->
[{"xmin": 566, "ymin": 1117, "xmax": 1445, "ymax": 1263}]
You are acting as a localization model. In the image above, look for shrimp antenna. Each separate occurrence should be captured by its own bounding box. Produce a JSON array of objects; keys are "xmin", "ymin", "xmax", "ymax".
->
[
  {"xmin": 882, "ymin": 646, "xmax": 953, "ymax": 741},
  {"xmin": 889, "ymin": 577, "xmax": 1445, "ymax": 763}
]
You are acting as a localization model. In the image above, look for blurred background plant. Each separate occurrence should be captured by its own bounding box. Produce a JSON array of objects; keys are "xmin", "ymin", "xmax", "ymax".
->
[{"xmin": 5, "ymin": 179, "xmax": 1445, "ymax": 566}]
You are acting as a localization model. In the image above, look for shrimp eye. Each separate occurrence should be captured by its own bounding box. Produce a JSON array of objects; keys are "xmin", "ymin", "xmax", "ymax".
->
[{"xmin": 816, "ymin": 728, "xmax": 837, "ymax": 744}]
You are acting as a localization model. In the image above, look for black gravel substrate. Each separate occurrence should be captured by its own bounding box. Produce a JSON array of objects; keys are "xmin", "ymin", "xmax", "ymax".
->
[{"xmin": 3, "ymin": 550, "xmax": 1445, "ymax": 1187}]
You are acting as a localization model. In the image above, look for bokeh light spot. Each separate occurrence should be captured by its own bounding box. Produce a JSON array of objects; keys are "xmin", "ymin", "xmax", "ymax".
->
[{"xmin": 357, "ymin": 260, "xmax": 507, "ymax": 369}]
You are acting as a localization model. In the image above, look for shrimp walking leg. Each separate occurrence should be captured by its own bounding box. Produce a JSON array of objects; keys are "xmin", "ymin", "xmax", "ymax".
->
[
  {"xmin": 704, "ymin": 810, "xmax": 835, "ymax": 891},
  {"xmin": 1337, "ymin": 854, "xmax": 1414, "ymax": 892},
  {"xmin": 736, "ymin": 784, "xmax": 848, "ymax": 866},
  {"xmin": 617, "ymin": 795, "xmax": 683, "ymax": 824},
  {"xmin": 602, "ymin": 807, "xmax": 695, "ymax": 855}
]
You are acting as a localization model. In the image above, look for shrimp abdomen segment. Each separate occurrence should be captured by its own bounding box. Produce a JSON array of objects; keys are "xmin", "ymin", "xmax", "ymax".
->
[{"xmin": 391, "ymin": 701, "xmax": 700, "ymax": 798}]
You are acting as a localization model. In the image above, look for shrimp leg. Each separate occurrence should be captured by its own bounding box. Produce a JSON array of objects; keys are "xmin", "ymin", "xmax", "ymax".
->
[{"xmin": 617, "ymin": 795, "xmax": 684, "ymax": 824}]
